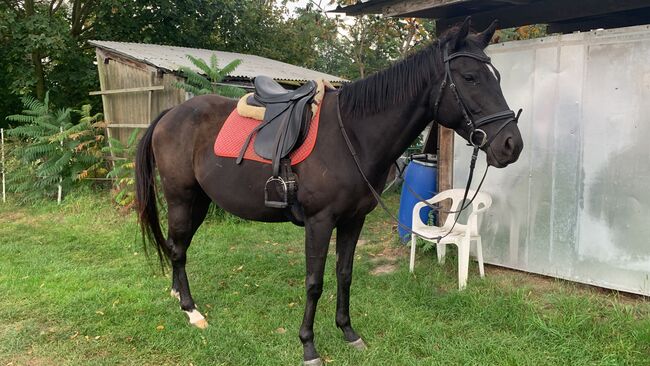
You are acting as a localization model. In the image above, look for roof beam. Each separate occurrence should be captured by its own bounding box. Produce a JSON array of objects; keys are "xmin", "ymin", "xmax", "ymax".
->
[
  {"xmin": 331, "ymin": 0, "xmax": 397, "ymax": 16},
  {"xmin": 547, "ymin": 8, "xmax": 650, "ymax": 34},
  {"xmin": 435, "ymin": 0, "xmax": 650, "ymax": 35},
  {"xmin": 383, "ymin": 0, "xmax": 467, "ymax": 17}
]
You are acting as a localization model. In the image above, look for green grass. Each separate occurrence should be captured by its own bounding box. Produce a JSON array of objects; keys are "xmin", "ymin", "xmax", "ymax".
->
[{"xmin": 1, "ymin": 189, "xmax": 649, "ymax": 365}]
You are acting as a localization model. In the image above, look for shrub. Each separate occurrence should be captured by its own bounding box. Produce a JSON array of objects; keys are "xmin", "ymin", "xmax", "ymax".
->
[
  {"xmin": 5, "ymin": 92, "xmax": 106, "ymax": 202},
  {"xmin": 103, "ymin": 130, "xmax": 139, "ymax": 207}
]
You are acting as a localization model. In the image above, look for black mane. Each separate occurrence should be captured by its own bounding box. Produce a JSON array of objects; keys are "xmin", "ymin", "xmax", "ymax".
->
[{"xmin": 339, "ymin": 40, "xmax": 443, "ymax": 116}]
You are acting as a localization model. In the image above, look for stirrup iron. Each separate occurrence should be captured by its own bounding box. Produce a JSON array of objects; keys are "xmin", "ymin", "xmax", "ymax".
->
[{"xmin": 264, "ymin": 176, "xmax": 289, "ymax": 208}]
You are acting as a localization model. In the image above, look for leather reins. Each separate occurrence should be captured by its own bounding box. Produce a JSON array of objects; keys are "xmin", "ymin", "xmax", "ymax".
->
[{"xmin": 336, "ymin": 44, "xmax": 522, "ymax": 242}]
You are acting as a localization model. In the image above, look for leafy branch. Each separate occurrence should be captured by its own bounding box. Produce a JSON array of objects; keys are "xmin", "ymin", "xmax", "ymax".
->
[{"xmin": 173, "ymin": 54, "xmax": 247, "ymax": 98}]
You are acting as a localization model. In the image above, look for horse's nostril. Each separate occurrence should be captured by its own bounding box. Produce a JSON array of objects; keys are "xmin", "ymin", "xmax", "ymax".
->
[{"xmin": 504, "ymin": 137, "xmax": 514, "ymax": 152}]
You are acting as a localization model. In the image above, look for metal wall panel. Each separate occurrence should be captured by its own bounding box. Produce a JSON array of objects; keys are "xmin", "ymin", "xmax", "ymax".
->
[{"xmin": 454, "ymin": 25, "xmax": 650, "ymax": 295}]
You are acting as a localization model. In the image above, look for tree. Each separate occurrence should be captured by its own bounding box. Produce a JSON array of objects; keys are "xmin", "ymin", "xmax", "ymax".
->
[
  {"xmin": 0, "ymin": 0, "xmax": 100, "ymax": 127},
  {"xmin": 306, "ymin": 1, "xmax": 436, "ymax": 79},
  {"xmin": 93, "ymin": 0, "xmax": 223, "ymax": 48},
  {"xmin": 0, "ymin": 1, "xmax": 98, "ymax": 100}
]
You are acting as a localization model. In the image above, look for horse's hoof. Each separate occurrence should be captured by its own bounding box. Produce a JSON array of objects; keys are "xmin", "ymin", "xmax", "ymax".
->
[
  {"xmin": 170, "ymin": 289, "xmax": 180, "ymax": 301},
  {"xmin": 348, "ymin": 338, "xmax": 367, "ymax": 350},
  {"xmin": 193, "ymin": 318, "xmax": 209, "ymax": 329},
  {"xmin": 303, "ymin": 358, "xmax": 322, "ymax": 366},
  {"xmin": 185, "ymin": 309, "xmax": 208, "ymax": 329}
]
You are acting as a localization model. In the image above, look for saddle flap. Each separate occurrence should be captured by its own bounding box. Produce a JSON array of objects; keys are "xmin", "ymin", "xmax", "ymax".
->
[{"xmin": 254, "ymin": 97, "xmax": 312, "ymax": 160}]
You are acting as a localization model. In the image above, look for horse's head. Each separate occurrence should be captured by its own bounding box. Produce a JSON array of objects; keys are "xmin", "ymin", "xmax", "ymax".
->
[{"xmin": 433, "ymin": 17, "xmax": 523, "ymax": 168}]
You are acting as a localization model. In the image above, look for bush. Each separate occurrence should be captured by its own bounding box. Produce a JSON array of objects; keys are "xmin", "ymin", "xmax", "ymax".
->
[
  {"xmin": 5, "ymin": 92, "xmax": 106, "ymax": 202},
  {"xmin": 103, "ymin": 130, "xmax": 139, "ymax": 208}
]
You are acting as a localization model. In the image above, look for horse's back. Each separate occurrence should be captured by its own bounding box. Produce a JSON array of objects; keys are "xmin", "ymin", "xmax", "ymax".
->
[{"xmin": 154, "ymin": 94, "xmax": 235, "ymax": 146}]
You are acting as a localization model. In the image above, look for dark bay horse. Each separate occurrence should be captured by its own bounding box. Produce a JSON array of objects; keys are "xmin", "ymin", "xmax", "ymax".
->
[{"xmin": 135, "ymin": 18, "xmax": 523, "ymax": 365}]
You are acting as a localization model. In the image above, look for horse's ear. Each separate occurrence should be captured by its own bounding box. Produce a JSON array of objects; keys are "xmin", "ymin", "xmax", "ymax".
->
[
  {"xmin": 453, "ymin": 16, "xmax": 471, "ymax": 50},
  {"xmin": 478, "ymin": 20, "xmax": 499, "ymax": 48}
]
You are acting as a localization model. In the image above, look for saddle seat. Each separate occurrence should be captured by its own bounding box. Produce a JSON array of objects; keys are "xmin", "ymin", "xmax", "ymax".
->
[{"xmin": 254, "ymin": 76, "xmax": 316, "ymax": 102}]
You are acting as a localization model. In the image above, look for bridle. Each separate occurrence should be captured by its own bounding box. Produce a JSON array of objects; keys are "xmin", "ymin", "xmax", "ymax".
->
[
  {"xmin": 433, "ymin": 44, "xmax": 521, "ymax": 151},
  {"xmin": 336, "ymin": 43, "xmax": 522, "ymax": 241}
]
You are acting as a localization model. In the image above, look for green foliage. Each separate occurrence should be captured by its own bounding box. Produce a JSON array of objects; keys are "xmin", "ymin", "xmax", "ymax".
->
[
  {"xmin": 103, "ymin": 130, "xmax": 139, "ymax": 207},
  {"xmin": 0, "ymin": 0, "xmax": 100, "ymax": 123},
  {"xmin": 495, "ymin": 25, "xmax": 548, "ymax": 43},
  {"xmin": 305, "ymin": 3, "xmax": 436, "ymax": 80},
  {"xmin": 5, "ymin": 93, "xmax": 106, "ymax": 202},
  {"xmin": 93, "ymin": 0, "xmax": 223, "ymax": 49},
  {"xmin": 173, "ymin": 54, "xmax": 246, "ymax": 98}
]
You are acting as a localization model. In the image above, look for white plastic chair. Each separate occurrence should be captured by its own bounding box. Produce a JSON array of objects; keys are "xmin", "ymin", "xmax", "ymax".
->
[{"xmin": 409, "ymin": 189, "xmax": 492, "ymax": 290}]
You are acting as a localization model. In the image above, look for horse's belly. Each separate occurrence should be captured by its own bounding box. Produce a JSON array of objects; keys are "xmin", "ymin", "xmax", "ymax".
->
[{"xmin": 196, "ymin": 156, "xmax": 289, "ymax": 222}]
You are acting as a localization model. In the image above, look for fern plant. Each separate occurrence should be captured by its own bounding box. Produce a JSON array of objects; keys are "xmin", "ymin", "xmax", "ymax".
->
[
  {"xmin": 103, "ymin": 130, "xmax": 138, "ymax": 207},
  {"xmin": 173, "ymin": 54, "xmax": 247, "ymax": 98},
  {"xmin": 5, "ymin": 92, "xmax": 106, "ymax": 202}
]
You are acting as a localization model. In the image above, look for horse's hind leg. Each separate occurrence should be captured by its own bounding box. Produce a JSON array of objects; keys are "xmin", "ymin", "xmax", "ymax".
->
[{"xmin": 166, "ymin": 187, "xmax": 211, "ymax": 328}]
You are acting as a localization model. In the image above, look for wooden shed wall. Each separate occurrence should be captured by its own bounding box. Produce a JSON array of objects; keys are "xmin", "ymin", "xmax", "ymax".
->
[{"xmin": 95, "ymin": 49, "xmax": 187, "ymax": 144}]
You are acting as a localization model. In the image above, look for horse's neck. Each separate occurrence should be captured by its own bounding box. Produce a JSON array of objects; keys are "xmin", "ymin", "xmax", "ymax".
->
[{"xmin": 344, "ymin": 93, "xmax": 435, "ymax": 181}]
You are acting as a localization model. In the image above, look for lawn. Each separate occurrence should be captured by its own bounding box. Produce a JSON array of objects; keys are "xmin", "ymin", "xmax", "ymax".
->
[{"xmin": 1, "ymin": 189, "xmax": 649, "ymax": 365}]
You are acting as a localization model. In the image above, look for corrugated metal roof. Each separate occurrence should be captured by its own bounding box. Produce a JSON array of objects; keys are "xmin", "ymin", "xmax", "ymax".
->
[{"xmin": 88, "ymin": 40, "xmax": 346, "ymax": 83}]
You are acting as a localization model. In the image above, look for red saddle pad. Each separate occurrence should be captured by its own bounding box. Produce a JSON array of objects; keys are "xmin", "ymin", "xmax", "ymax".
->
[{"xmin": 214, "ymin": 104, "xmax": 321, "ymax": 165}]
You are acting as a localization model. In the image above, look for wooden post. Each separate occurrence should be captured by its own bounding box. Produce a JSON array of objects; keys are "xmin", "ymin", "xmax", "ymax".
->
[
  {"xmin": 57, "ymin": 126, "xmax": 63, "ymax": 205},
  {"xmin": 1, "ymin": 128, "xmax": 5, "ymax": 203},
  {"xmin": 437, "ymin": 126, "xmax": 454, "ymax": 225},
  {"xmin": 95, "ymin": 51, "xmax": 116, "ymax": 172}
]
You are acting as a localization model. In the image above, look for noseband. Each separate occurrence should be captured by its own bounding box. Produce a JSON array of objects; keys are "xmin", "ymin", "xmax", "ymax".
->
[{"xmin": 433, "ymin": 45, "xmax": 521, "ymax": 149}]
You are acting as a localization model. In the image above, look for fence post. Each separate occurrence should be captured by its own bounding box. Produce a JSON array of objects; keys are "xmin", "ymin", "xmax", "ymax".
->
[
  {"xmin": 1, "ymin": 128, "xmax": 5, "ymax": 203},
  {"xmin": 57, "ymin": 126, "xmax": 63, "ymax": 205}
]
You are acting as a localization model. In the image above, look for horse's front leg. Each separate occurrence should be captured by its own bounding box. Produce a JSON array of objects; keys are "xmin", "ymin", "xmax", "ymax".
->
[
  {"xmin": 299, "ymin": 214, "xmax": 335, "ymax": 366},
  {"xmin": 335, "ymin": 216, "xmax": 367, "ymax": 349}
]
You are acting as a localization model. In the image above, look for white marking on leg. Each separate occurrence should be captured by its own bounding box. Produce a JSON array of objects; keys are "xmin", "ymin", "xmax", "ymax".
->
[
  {"xmin": 303, "ymin": 358, "xmax": 323, "ymax": 366},
  {"xmin": 349, "ymin": 338, "xmax": 367, "ymax": 350},
  {"xmin": 170, "ymin": 289, "xmax": 180, "ymax": 301},
  {"xmin": 185, "ymin": 309, "xmax": 208, "ymax": 329}
]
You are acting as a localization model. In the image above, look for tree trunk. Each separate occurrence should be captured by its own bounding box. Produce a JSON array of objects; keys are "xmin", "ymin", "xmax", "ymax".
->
[
  {"xmin": 31, "ymin": 51, "xmax": 46, "ymax": 101},
  {"xmin": 24, "ymin": 0, "xmax": 45, "ymax": 100}
]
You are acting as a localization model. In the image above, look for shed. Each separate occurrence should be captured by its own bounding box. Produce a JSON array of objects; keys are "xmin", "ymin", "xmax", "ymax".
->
[
  {"xmin": 88, "ymin": 40, "xmax": 346, "ymax": 143},
  {"xmin": 334, "ymin": 1, "xmax": 650, "ymax": 295}
]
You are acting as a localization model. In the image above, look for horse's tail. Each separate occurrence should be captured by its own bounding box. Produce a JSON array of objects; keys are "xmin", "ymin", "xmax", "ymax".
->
[{"xmin": 135, "ymin": 109, "xmax": 171, "ymax": 269}]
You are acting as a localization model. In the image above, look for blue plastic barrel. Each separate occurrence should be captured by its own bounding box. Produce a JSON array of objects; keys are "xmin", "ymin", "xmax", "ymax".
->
[{"xmin": 398, "ymin": 160, "xmax": 437, "ymax": 242}]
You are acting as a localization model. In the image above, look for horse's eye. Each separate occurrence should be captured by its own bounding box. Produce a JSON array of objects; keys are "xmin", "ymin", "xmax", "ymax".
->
[{"xmin": 462, "ymin": 74, "xmax": 476, "ymax": 82}]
